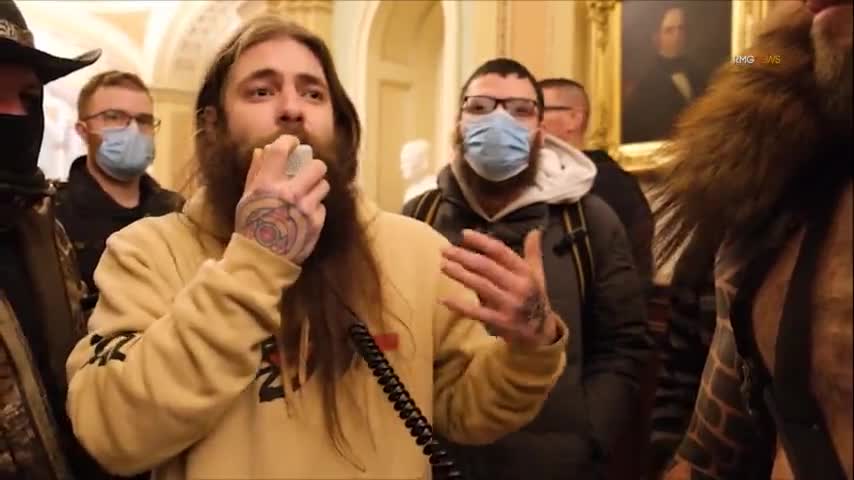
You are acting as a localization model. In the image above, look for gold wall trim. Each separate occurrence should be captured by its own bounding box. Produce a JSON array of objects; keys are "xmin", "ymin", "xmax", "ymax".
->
[
  {"xmin": 586, "ymin": 0, "xmax": 770, "ymax": 172},
  {"xmin": 587, "ymin": 0, "xmax": 616, "ymax": 53},
  {"xmin": 585, "ymin": 0, "xmax": 617, "ymax": 151}
]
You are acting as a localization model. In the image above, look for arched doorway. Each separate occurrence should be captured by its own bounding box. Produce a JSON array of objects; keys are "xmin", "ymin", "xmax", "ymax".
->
[{"xmin": 360, "ymin": 0, "xmax": 450, "ymax": 211}]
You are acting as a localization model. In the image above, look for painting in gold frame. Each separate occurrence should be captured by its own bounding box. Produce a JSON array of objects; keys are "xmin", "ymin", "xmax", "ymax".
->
[{"xmin": 583, "ymin": 0, "xmax": 771, "ymax": 173}]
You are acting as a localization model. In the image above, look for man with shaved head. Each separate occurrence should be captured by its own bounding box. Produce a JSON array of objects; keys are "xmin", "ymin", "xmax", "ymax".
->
[{"xmin": 539, "ymin": 77, "xmax": 653, "ymax": 291}]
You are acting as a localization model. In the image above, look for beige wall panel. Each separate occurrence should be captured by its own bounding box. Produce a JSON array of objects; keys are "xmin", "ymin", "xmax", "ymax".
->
[
  {"xmin": 168, "ymin": 110, "xmax": 195, "ymax": 193},
  {"xmin": 460, "ymin": 0, "xmax": 499, "ymax": 80},
  {"xmin": 376, "ymin": 81, "xmax": 412, "ymax": 210},
  {"xmin": 150, "ymin": 88, "xmax": 195, "ymax": 191},
  {"xmin": 507, "ymin": 0, "xmax": 550, "ymax": 78}
]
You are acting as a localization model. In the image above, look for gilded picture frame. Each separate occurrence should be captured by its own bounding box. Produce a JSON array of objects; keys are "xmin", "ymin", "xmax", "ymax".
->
[{"xmin": 583, "ymin": 0, "xmax": 772, "ymax": 173}]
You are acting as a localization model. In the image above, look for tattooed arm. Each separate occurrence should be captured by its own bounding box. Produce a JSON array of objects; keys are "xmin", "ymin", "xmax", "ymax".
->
[{"xmin": 662, "ymin": 265, "xmax": 765, "ymax": 480}]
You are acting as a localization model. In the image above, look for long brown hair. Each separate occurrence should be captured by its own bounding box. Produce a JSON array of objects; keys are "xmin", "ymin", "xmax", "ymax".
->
[{"xmin": 192, "ymin": 16, "xmax": 383, "ymax": 459}]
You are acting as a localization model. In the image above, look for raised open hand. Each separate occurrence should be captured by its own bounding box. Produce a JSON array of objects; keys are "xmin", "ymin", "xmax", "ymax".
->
[{"xmin": 439, "ymin": 229, "xmax": 562, "ymax": 347}]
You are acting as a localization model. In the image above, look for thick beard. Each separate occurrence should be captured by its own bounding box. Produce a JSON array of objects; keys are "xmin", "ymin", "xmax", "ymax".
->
[
  {"xmin": 198, "ymin": 124, "xmax": 343, "ymax": 233},
  {"xmin": 652, "ymin": 6, "xmax": 853, "ymax": 266},
  {"xmin": 455, "ymin": 128, "xmax": 542, "ymax": 212},
  {"xmin": 197, "ymin": 121, "xmax": 378, "ymax": 457},
  {"xmin": 198, "ymin": 134, "xmax": 252, "ymax": 233}
]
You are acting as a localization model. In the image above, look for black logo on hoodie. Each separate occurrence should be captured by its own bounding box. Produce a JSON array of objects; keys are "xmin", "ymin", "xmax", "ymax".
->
[{"xmin": 256, "ymin": 336, "xmax": 316, "ymax": 403}]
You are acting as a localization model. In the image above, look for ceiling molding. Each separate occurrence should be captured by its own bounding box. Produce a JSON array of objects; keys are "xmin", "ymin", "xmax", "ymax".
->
[
  {"xmin": 141, "ymin": 1, "xmax": 183, "ymax": 82},
  {"xmin": 165, "ymin": 1, "xmax": 243, "ymax": 91}
]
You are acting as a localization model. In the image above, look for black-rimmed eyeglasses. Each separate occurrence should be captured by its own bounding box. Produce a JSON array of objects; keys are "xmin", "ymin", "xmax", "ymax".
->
[
  {"xmin": 81, "ymin": 109, "xmax": 161, "ymax": 133},
  {"xmin": 462, "ymin": 95, "xmax": 539, "ymax": 119}
]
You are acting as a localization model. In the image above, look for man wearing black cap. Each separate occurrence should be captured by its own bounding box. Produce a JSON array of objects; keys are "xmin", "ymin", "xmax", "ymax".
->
[{"xmin": 0, "ymin": 0, "xmax": 107, "ymax": 478}]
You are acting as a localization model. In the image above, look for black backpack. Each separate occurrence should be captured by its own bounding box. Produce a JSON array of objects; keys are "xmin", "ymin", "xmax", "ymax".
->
[{"xmin": 410, "ymin": 189, "xmax": 596, "ymax": 302}]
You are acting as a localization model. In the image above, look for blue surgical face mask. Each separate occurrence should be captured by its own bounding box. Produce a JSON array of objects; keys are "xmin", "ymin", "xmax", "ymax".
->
[
  {"xmin": 462, "ymin": 109, "xmax": 532, "ymax": 182},
  {"xmin": 95, "ymin": 123, "xmax": 155, "ymax": 182}
]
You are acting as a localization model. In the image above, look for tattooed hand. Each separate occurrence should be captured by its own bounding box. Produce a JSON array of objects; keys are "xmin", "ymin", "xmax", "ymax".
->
[
  {"xmin": 235, "ymin": 135, "xmax": 329, "ymax": 264},
  {"xmin": 440, "ymin": 229, "xmax": 561, "ymax": 347}
]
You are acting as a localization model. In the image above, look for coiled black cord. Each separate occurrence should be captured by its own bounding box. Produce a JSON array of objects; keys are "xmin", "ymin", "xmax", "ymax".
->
[{"xmin": 347, "ymin": 322, "xmax": 464, "ymax": 479}]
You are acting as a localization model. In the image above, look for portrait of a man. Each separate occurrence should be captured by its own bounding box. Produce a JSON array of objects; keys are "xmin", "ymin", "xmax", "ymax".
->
[{"xmin": 621, "ymin": 1, "xmax": 732, "ymax": 144}]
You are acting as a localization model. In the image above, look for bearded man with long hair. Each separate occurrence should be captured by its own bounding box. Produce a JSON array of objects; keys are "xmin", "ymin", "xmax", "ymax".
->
[
  {"xmin": 64, "ymin": 15, "xmax": 569, "ymax": 480},
  {"xmin": 653, "ymin": 1, "xmax": 852, "ymax": 479}
]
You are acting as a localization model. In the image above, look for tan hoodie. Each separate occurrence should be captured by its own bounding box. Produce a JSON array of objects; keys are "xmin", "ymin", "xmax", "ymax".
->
[{"xmin": 65, "ymin": 188, "xmax": 568, "ymax": 480}]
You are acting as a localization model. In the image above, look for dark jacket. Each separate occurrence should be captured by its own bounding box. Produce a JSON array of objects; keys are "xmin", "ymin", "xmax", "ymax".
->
[
  {"xmin": 54, "ymin": 156, "xmax": 184, "ymax": 301},
  {"xmin": 403, "ymin": 160, "xmax": 651, "ymax": 480},
  {"xmin": 584, "ymin": 149, "xmax": 654, "ymax": 292},
  {"xmin": 622, "ymin": 55, "xmax": 708, "ymax": 143},
  {"xmin": 647, "ymin": 231, "xmax": 720, "ymax": 477},
  {"xmin": 0, "ymin": 188, "xmax": 95, "ymax": 479}
]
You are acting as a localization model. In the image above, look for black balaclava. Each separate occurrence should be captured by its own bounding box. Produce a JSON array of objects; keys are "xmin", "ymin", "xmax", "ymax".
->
[
  {"xmin": 1, "ymin": 0, "xmax": 100, "ymax": 205},
  {"xmin": 0, "ymin": 89, "xmax": 48, "ymax": 199}
]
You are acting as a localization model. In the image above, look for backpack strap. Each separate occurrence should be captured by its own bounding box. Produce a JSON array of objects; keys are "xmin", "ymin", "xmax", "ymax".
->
[
  {"xmin": 767, "ymin": 200, "xmax": 846, "ymax": 480},
  {"xmin": 729, "ymin": 239, "xmax": 784, "ymax": 479},
  {"xmin": 412, "ymin": 189, "xmax": 443, "ymax": 225},
  {"xmin": 560, "ymin": 201, "xmax": 595, "ymax": 303},
  {"xmin": 730, "ymin": 195, "xmax": 847, "ymax": 480}
]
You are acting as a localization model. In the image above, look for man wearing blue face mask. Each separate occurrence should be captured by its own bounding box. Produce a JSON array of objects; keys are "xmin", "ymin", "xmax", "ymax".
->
[
  {"xmin": 403, "ymin": 58, "xmax": 652, "ymax": 480},
  {"xmin": 55, "ymin": 70, "xmax": 184, "ymax": 306}
]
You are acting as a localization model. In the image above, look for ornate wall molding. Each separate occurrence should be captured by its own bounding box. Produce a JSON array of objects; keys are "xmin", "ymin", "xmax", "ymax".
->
[
  {"xmin": 167, "ymin": 1, "xmax": 240, "ymax": 90},
  {"xmin": 585, "ymin": 0, "xmax": 617, "ymax": 151},
  {"xmin": 269, "ymin": 0, "xmax": 333, "ymax": 15},
  {"xmin": 587, "ymin": 0, "xmax": 616, "ymax": 54},
  {"xmin": 266, "ymin": 0, "xmax": 333, "ymax": 44}
]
